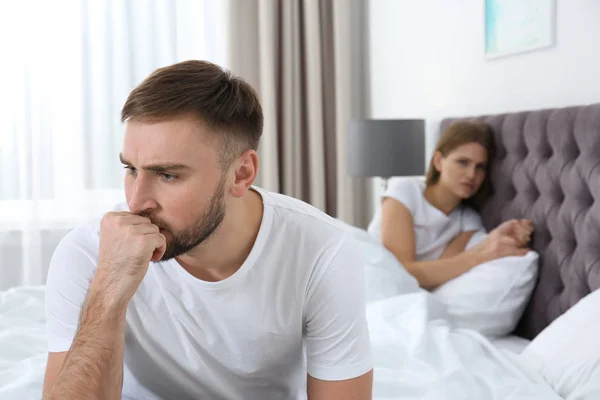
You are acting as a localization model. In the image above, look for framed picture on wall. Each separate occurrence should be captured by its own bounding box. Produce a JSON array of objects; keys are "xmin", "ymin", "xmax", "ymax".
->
[{"xmin": 485, "ymin": 0, "xmax": 556, "ymax": 59}]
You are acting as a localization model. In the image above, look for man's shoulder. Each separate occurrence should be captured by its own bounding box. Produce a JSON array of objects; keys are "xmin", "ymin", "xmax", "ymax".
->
[
  {"xmin": 46, "ymin": 214, "xmax": 104, "ymax": 289},
  {"xmin": 256, "ymin": 187, "xmax": 350, "ymax": 240},
  {"xmin": 62, "ymin": 217, "xmax": 101, "ymax": 249},
  {"xmin": 51, "ymin": 204, "xmax": 122, "ymax": 263}
]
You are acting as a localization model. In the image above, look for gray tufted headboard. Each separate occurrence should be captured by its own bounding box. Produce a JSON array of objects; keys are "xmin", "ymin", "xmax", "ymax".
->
[{"xmin": 441, "ymin": 103, "xmax": 600, "ymax": 339}]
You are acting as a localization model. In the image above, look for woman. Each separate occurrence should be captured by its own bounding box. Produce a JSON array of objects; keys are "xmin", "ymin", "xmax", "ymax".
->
[{"xmin": 367, "ymin": 120, "xmax": 533, "ymax": 290}]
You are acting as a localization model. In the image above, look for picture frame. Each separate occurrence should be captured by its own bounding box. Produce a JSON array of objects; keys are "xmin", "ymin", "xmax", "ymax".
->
[{"xmin": 485, "ymin": 0, "xmax": 556, "ymax": 59}]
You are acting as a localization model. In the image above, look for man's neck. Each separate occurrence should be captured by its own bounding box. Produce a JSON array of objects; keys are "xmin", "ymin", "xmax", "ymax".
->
[{"xmin": 175, "ymin": 188, "xmax": 264, "ymax": 282}]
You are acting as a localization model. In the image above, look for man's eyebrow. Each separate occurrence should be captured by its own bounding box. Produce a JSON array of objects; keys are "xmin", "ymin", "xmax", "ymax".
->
[
  {"xmin": 119, "ymin": 153, "xmax": 131, "ymax": 165},
  {"xmin": 119, "ymin": 153, "xmax": 190, "ymax": 173}
]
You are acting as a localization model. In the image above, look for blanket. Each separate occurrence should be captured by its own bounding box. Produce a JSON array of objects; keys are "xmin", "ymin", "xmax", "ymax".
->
[
  {"xmin": 0, "ymin": 286, "xmax": 47, "ymax": 399},
  {"xmin": 0, "ymin": 223, "xmax": 571, "ymax": 399}
]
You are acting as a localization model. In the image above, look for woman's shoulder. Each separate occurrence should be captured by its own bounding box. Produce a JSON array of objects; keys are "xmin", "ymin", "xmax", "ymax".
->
[
  {"xmin": 386, "ymin": 177, "xmax": 424, "ymax": 196},
  {"xmin": 457, "ymin": 204, "xmax": 485, "ymax": 232},
  {"xmin": 383, "ymin": 177, "xmax": 425, "ymax": 211}
]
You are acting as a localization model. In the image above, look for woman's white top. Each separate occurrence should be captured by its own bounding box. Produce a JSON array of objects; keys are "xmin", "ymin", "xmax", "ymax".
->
[{"xmin": 367, "ymin": 177, "xmax": 484, "ymax": 261}]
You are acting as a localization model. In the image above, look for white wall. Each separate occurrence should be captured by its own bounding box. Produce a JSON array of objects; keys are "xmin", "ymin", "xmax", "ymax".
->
[{"xmin": 368, "ymin": 0, "xmax": 600, "ymax": 213}]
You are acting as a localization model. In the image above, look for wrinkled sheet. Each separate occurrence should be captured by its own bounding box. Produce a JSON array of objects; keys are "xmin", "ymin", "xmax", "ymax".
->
[
  {"xmin": 351, "ymin": 221, "xmax": 561, "ymax": 399},
  {"xmin": 0, "ymin": 286, "xmax": 47, "ymax": 400},
  {"xmin": 0, "ymin": 284, "xmax": 563, "ymax": 400},
  {"xmin": 366, "ymin": 292, "xmax": 560, "ymax": 399}
]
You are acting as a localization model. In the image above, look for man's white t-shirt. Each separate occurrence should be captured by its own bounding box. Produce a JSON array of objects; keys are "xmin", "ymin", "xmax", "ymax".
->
[
  {"xmin": 367, "ymin": 177, "xmax": 484, "ymax": 261},
  {"xmin": 45, "ymin": 187, "xmax": 372, "ymax": 400}
]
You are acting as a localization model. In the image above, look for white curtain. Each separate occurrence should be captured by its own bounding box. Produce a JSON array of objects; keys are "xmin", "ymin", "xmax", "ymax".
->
[{"xmin": 0, "ymin": 0, "xmax": 228, "ymax": 290}]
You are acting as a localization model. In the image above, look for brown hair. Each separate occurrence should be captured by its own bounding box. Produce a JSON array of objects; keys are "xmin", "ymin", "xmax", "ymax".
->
[
  {"xmin": 121, "ymin": 60, "xmax": 264, "ymax": 169},
  {"xmin": 425, "ymin": 120, "xmax": 496, "ymax": 211}
]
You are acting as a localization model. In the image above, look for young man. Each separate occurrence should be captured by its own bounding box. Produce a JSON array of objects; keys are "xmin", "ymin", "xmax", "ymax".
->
[{"xmin": 42, "ymin": 60, "xmax": 373, "ymax": 399}]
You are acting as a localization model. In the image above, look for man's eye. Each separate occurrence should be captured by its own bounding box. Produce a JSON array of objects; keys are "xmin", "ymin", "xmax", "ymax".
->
[
  {"xmin": 124, "ymin": 166, "xmax": 137, "ymax": 175},
  {"xmin": 160, "ymin": 173, "xmax": 177, "ymax": 182}
]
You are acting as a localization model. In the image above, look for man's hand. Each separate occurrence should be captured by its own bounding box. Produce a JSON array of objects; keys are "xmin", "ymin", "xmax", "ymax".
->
[
  {"xmin": 96, "ymin": 212, "xmax": 166, "ymax": 303},
  {"xmin": 43, "ymin": 211, "xmax": 165, "ymax": 400}
]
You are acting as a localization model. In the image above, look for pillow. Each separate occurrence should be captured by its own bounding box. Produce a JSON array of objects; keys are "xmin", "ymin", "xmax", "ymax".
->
[
  {"xmin": 431, "ymin": 231, "xmax": 538, "ymax": 337},
  {"xmin": 520, "ymin": 288, "xmax": 600, "ymax": 400},
  {"xmin": 336, "ymin": 219, "xmax": 422, "ymax": 302}
]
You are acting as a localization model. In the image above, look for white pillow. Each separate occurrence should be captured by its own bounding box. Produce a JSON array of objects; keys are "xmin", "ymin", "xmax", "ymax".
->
[
  {"xmin": 360, "ymin": 237, "xmax": 423, "ymax": 303},
  {"xmin": 336, "ymin": 219, "xmax": 422, "ymax": 302},
  {"xmin": 520, "ymin": 288, "xmax": 600, "ymax": 400},
  {"xmin": 432, "ymin": 231, "xmax": 538, "ymax": 337}
]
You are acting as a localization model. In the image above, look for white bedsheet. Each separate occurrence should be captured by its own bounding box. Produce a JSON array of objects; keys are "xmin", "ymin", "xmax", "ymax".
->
[
  {"xmin": 0, "ymin": 223, "xmax": 571, "ymax": 399},
  {"xmin": 0, "ymin": 286, "xmax": 47, "ymax": 400},
  {"xmin": 0, "ymin": 217, "xmax": 588, "ymax": 399},
  {"xmin": 0, "ymin": 285, "xmax": 561, "ymax": 400},
  {"xmin": 491, "ymin": 335, "xmax": 531, "ymax": 355},
  {"xmin": 367, "ymin": 292, "xmax": 560, "ymax": 399}
]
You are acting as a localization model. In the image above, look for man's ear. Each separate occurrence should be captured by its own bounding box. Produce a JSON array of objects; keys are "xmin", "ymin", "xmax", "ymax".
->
[{"xmin": 229, "ymin": 149, "xmax": 259, "ymax": 198}]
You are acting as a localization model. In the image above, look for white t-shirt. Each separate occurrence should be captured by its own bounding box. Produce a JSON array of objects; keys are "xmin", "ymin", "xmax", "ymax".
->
[
  {"xmin": 45, "ymin": 187, "xmax": 372, "ymax": 400},
  {"xmin": 367, "ymin": 177, "xmax": 484, "ymax": 261}
]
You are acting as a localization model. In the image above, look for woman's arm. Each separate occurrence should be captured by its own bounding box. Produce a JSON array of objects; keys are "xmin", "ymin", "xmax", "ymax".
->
[
  {"xmin": 380, "ymin": 198, "xmax": 527, "ymax": 290},
  {"xmin": 380, "ymin": 198, "xmax": 487, "ymax": 289},
  {"xmin": 439, "ymin": 231, "xmax": 476, "ymax": 259}
]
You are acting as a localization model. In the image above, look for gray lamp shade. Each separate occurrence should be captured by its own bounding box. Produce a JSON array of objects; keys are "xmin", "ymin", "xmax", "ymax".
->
[{"xmin": 347, "ymin": 119, "xmax": 426, "ymax": 178}]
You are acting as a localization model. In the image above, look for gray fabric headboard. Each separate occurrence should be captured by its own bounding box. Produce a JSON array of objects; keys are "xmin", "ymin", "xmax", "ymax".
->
[{"xmin": 441, "ymin": 103, "xmax": 600, "ymax": 339}]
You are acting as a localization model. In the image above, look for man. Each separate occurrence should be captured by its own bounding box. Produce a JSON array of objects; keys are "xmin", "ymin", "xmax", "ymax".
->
[{"xmin": 42, "ymin": 60, "xmax": 373, "ymax": 399}]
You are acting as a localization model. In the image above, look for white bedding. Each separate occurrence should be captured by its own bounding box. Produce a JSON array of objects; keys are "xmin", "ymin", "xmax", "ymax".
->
[
  {"xmin": 0, "ymin": 227, "xmax": 577, "ymax": 400},
  {"xmin": 354, "ymin": 222, "xmax": 563, "ymax": 399},
  {"xmin": 367, "ymin": 292, "xmax": 559, "ymax": 399},
  {"xmin": 0, "ymin": 286, "xmax": 47, "ymax": 400},
  {"xmin": 491, "ymin": 335, "xmax": 531, "ymax": 355},
  {"xmin": 0, "ymin": 286, "xmax": 560, "ymax": 400}
]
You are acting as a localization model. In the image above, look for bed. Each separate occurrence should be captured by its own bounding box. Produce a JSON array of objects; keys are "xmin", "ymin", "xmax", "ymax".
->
[
  {"xmin": 362, "ymin": 102, "xmax": 600, "ymax": 399},
  {"xmin": 2, "ymin": 102, "xmax": 600, "ymax": 399},
  {"xmin": 440, "ymin": 101, "xmax": 600, "ymax": 340}
]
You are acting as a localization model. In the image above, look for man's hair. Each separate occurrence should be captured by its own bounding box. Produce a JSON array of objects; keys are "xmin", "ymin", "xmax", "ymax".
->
[{"xmin": 121, "ymin": 60, "xmax": 263, "ymax": 169}]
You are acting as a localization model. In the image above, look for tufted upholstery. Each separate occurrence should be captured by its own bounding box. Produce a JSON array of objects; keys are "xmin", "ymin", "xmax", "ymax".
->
[{"xmin": 441, "ymin": 103, "xmax": 600, "ymax": 339}]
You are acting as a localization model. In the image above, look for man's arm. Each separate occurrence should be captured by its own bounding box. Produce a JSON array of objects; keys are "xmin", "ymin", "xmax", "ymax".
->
[
  {"xmin": 42, "ymin": 352, "xmax": 67, "ymax": 398},
  {"xmin": 45, "ymin": 275, "xmax": 128, "ymax": 400},
  {"xmin": 43, "ymin": 212, "xmax": 166, "ymax": 399},
  {"xmin": 307, "ymin": 370, "xmax": 373, "ymax": 400},
  {"xmin": 304, "ymin": 235, "xmax": 373, "ymax": 400}
]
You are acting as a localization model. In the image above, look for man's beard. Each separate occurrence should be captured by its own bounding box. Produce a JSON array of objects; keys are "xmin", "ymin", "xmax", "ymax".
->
[{"xmin": 140, "ymin": 179, "xmax": 226, "ymax": 261}]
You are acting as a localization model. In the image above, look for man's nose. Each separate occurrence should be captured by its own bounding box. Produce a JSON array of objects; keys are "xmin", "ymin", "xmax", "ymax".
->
[{"xmin": 128, "ymin": 176, "xmax": 158, "ymax": 214}]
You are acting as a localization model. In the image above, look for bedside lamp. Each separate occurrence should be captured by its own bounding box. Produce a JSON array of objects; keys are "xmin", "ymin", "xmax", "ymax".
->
[{"xmin": 347, "ymin": 119, "xmax": 426, "ymax": 190}]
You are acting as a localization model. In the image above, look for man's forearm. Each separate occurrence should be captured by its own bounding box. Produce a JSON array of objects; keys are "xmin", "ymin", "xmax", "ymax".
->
[{"xmin": 46, "ymin": 280, "xmax": 128, "ymax": 400}]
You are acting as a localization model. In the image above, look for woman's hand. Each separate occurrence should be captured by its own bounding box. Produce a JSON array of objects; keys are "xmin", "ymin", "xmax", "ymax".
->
[
  {"xmin": 490, "ymin": 219, "xmax": 533, "ymax": 248},
  {"xmin": 478, "ymin": 232, "xmax": 529, "ymax": 262}
]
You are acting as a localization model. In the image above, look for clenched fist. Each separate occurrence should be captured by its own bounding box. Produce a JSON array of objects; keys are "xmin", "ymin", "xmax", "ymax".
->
[
  {"xmin": 492, "ymin": 219, "xmax": 534, "ymax": 247},
  {"xmin": 480, "ymin": 233, "xmax": 529, "ymax": 261},
  {"xmin": 95, "ymin": 212, "xmax": 166, "ymax": 302}
]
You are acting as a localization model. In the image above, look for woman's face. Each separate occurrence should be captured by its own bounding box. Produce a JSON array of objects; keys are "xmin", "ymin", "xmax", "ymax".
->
[{"xmin": 433, "ymin": 142, "xmax": 488, "ymax": 200}]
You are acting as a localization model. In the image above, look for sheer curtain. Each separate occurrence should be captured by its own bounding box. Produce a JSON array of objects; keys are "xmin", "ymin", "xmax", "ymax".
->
[{"xmin": 0, "ymin": 0, "xmax": 228, "ymax": 290}]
